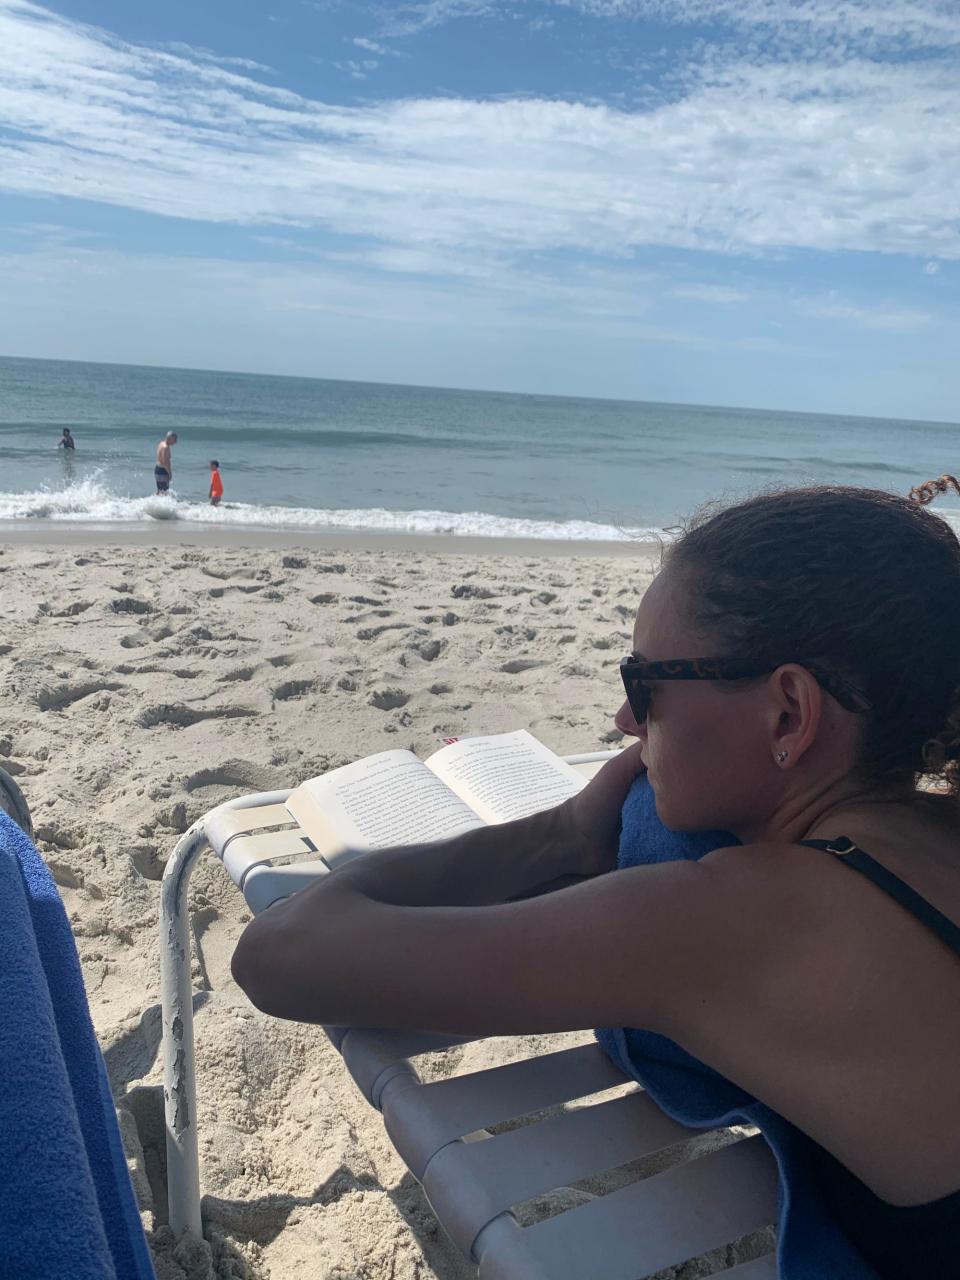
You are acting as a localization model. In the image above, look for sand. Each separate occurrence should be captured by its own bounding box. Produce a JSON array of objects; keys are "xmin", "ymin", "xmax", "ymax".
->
[{"xmin": 0, "ymin": 532, "xmax": 660, "ymax": 1280}]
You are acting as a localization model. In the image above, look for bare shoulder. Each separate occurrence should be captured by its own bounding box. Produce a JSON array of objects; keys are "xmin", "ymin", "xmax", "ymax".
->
[
  {"xmin": 615, "ymin": 840, "xmax": 864, "ymax": 1043},
  {"xmin": 550, "ymin": 843, "xmax": 831, "ymax": 1038},
  {"xmin": 646, "ymin": 832, "xmax": 960, "ymax": 1058}
]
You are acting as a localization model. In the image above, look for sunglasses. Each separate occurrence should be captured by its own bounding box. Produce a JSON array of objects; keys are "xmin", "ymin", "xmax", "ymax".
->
[{"xmin": 619, "ymin": 654, "xmax": 872, "ymax": 724}]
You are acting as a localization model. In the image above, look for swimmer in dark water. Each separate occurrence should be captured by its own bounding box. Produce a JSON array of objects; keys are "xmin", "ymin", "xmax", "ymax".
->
[
  {"xmin": 58, "ymin": 428, "xmax": 75, "ymax": 451},
  {"xmin": 155, "ymin": 432, "xmax": 178, "ymax": 493}
]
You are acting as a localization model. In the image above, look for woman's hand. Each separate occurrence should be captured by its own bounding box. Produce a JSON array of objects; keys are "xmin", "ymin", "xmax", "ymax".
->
[{"xmin": 558, "ymin": 741, "xmax": 647, "ymax": 878}]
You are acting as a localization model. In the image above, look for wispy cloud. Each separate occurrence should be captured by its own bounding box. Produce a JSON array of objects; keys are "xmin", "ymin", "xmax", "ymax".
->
[
  {"xmin": 0, "ymin": 0, "xmax": 958, "ymax": 278},
  {"xmin": 352, "ymin": 35, "xmax": 402, "ymax": 56},
  {"xmin": 557, "ymin": 0, "xmax": 960, "ymax": 52},
  {"xmin": 670, "ymin": 284, "xmax": 749, "ymax": 303},
  {"xmin": 332, "ymin": 56, "xmax": 380, "ymax": 78},
  {"xmin": 380, "ymin": 0, "xmax": 960, "ymax": 54},
  {"xmin": 162, "ymin": 41, "xmax": 274, "ymax": 73},
  {"xmin": 374, "ymin": 0, "xmax": 497, "ymax": 38},
  {"xmin": 795, "ymin": 291, "xmax": 932, "ymax": 331}
]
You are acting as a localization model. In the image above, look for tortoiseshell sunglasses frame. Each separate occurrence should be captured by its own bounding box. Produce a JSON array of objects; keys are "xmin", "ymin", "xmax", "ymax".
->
[{"xmin": 619, "ymin": 654, "xmax": 872, "ymax": 724}]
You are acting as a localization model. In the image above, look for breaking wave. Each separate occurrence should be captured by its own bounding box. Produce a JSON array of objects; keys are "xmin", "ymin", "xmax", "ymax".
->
[{"xmin": 0, "ymin": 476, "xmax": 658, "ymax": 543}]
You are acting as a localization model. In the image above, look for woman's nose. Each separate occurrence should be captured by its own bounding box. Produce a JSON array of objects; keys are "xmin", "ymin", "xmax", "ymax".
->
[{"xmin": 615, "ymin": 698, "xmax": 643, "ymax": 738}]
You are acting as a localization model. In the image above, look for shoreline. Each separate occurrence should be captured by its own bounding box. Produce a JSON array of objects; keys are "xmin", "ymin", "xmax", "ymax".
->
[{"xmin": 0, "ymin": 520, "xmax": 661, "ymax": 560}]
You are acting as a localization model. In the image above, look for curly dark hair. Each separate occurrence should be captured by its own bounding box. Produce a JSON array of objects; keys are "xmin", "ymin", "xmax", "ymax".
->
[{"xmin": 665, "ymin": 484, "xmax": 960, "ymax": 794}]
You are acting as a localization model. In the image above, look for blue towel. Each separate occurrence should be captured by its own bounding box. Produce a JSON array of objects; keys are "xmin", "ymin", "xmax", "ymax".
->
[
  {"xmin": 596, "ymin": 775, "xmax": 878, "ymax": 1279},
  {"xmin": 0, "ymin": 811, "xmax": 156, "ymax": 1280}
]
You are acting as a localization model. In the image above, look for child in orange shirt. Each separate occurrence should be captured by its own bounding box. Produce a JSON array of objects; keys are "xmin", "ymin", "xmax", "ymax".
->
[{"xmin": 209, "ymin": 460, "xmax": 224, "ymax": 506}]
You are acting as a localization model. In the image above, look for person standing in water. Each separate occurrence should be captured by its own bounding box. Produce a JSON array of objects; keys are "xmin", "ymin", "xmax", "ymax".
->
[
  {"xmin": 57, "ymin": 428, "xmax": 75, "ymax": 450},
  {"xmin": 209, "ymin": 460, "xmax": 224, "ymax": 507},
  {"xmin": 155, "ymin": 432, "xmax": 177, "ymax": 493}
]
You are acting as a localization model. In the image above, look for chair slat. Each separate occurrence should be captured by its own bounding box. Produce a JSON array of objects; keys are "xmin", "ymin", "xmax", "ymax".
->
[
  {"xmin": 422, "ymin": 1087, "xmax": 707, "ymax": 1258},
  {"xmin": 221, "ymin": 829, "xmax": 317, "ymax": 885},
  {"xmin": 339, "ymin": 1028, "xmax": 481, "ymax": 1107},
  {"xmin": 475, "ymin": 1134, "xmax": 778, "ymax": 1280},
  {"xmin": 241, "ymin": 860, "xmax": 331, "ymax": 914},
  {"xmin": 205, "ymin": 804, "xmax": 296, "ymax": 852},
  {"xmin": 380, "ymin": 1041, "xmax": 628, "ymax": 1179}
]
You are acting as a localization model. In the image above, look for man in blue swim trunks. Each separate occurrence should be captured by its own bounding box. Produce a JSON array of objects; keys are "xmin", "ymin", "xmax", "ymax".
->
[{"xmin": 154, "ymin": 432, "xmax": 177, "ymax": 493}]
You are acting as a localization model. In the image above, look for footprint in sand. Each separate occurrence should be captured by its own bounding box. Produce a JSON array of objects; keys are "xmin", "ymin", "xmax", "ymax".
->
[
  {"xmin": 135, "ymin": 704, "xmax": 257, "ymax": 729},
  {"xmin": 266, "ymin": 653, "xmax": 297, "ymax": 669},
  {"xmin": 356, "ymin": 622, "xmax": 407, "ymax": 641},
  {"xmin": 272, "ymin": 677, "xmax": 325, "ymax": 703},
  {"xmin": 118, "ymin": 664, "xmax": 200, "ymax": 680},
  {"xmin": 183, "ymin": 759, "xmax": 285, "ymax": 795},
  {"xmin": 220, "ymin": 665, "xmax": 259, "ymax": 683},
  {"xmin": 409, "ymin": 639, "xmax": 443, "ymax": 662},
  {"xmin": 33, "ymin": 680, "xmax": 126, "ymax": 711},
  {"xmin": 37, "ymin": 600, "xmax": 94, "ymax": 618},
  {"xmin": 499, "ymin": 659, "xmax": 545, "ymax": 675},
  {"xmin": 346, "ymin": 607, "xmax": 389, "ymax": 624},
  {"xmin": 369, "ymin": 688, "xmax": 410, "ymax": 711},
  {"xmin": 109, "ymin": 597, "xmax": 153, "ymax": 616}
]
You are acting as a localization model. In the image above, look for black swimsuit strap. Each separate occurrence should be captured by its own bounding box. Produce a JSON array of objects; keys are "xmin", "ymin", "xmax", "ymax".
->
[{"xmin": 801, "ymin": 837, "xmax": 960, "ymax": 959}]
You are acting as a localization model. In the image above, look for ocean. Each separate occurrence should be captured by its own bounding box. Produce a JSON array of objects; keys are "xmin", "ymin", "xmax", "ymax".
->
[{"xmin": 1, "ymin": 354, "xmax": 958, "ymax": 542}]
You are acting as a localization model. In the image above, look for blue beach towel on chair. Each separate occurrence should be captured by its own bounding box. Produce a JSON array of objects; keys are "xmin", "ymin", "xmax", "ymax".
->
[
  {"xmin": 596, "ymin": 775, "xmax": 879, "ymax": 1280},
  {"xmin": 0, "ymin": 811, "xmax": 155, "ymax": 1280}
]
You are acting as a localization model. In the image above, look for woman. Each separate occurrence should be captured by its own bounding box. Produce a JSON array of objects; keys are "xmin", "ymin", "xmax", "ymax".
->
[{"xmin": 233, "ymin": 484, "xmax": 960, "ymax": 1278}]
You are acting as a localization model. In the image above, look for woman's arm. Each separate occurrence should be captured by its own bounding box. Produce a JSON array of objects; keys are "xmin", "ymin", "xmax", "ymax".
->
[
  {"xmin": 307, "ymin": 740, "xmax": 647, "ymax": 911},
  {"xmin": 230, "ymin": 841, "xmax": 743, "ymax": 1037},
  {"xmin": 231, "ymin": 744, "xmax": 684, "ymax": 1030}
]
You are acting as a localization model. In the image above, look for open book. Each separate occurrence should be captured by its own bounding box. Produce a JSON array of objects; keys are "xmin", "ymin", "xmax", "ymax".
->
[{"xmin": 284, "ymin": 730, "xmax": 588, "ymax": 855}]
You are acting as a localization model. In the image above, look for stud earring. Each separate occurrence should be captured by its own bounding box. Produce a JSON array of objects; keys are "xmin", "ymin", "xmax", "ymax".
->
[{"xmin": 776, "ymin": 750, "xmax": 788, "ymax": 764}]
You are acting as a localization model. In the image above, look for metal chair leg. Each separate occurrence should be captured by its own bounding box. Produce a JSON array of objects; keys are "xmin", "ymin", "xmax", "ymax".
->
[{"xmin": 159, "ymin": 821, "xmax": 209, "ymax": 1241}]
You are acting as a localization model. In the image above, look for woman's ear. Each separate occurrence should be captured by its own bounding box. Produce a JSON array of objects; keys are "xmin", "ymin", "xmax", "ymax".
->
[{"xmin": 768, "ymin": 664, "xmax": 823, "ymax": 768}]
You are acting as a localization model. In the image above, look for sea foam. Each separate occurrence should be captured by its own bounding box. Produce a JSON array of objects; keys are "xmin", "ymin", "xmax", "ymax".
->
[{"xmin": 0, "ymin": 476, "xmax": 658, "ymax": 543}]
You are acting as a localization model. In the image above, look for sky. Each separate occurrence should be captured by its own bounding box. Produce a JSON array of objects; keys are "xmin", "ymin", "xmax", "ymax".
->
[{"xmin": 0, "ymin": 0, "xmax": 958, "ymax": 419}]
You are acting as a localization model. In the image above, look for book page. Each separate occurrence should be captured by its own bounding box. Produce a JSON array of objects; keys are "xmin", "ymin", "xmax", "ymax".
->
[
  {"xmin": 427, "ymin": 730, "xmax": 586, "ymax": 824},
  {"xmin": 285, "ymin": 750, "xmax": 485, "ymax": 852}
]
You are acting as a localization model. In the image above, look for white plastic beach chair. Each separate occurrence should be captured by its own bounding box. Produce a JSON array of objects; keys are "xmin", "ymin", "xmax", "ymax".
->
[{"xmin": 159, "ymin": 753, "xmax": 779, "ymax": 1278}]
